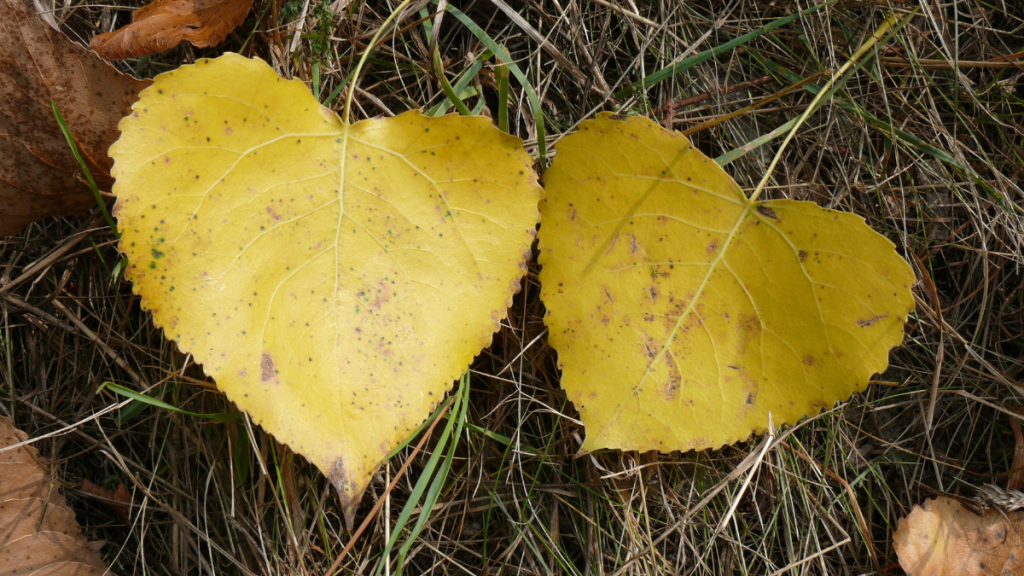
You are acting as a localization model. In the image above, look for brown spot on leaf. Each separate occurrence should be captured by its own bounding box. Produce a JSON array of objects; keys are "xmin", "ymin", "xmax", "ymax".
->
[
  {"xmin": 663, "ymin": 354, "xmax": 681, "ymax": 400},
  {"xmin": 798, "ymin": 250, "xmax": 808, "ymax": 262},
  {"xmin": 648, "ymin": 285, "xmax": 659, "ymax": 302},
  {"xmin": 642, "ymin": 338, "xmax": 658, "ymax": 360},
  {"xmin": 857, "ymin": 314, "xmax": 888, "ymax": 327},
  {"xmin": 600, "ymin": 234, "xmax": 619, "ymax": 257},
  {"xmin": 509, "ymin": 273, "xmax": 524, "ymax": 296},
  {"xmin": 756, "ymin": 205, "xmax": 779, "ymax": 220},
  {"xmin": 266, "ymin": 206, "xmax": 282, "ymax": 221},
  {"xmin": 735, "ymin": 313, "xmax": 761, "ymax": 355},
  {"xmin": 329, "ymin": 457, "xmax": 362, "ymax": 531},
  {"xmin": 261, "ymin": 353, "xmax": 276, "ymax": 382},
  {"xmin": 369, "ymin": 280, "xmax": 391, "ymax": 310}
]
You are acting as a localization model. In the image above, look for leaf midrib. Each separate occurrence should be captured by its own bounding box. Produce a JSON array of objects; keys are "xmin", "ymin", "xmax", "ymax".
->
[{"xmin": 589, "ymin": 197, "xmax": 754, "ymax": 446}]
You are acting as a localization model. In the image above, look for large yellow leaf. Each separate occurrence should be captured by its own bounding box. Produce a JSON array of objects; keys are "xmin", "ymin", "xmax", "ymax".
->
[
  {"xmin": 110, "ymin": 54, "xmax": 541, "ymax": 524},
  {"xmin": 539, "ymin": 113, "xmax": 914, "ymax": 453}
]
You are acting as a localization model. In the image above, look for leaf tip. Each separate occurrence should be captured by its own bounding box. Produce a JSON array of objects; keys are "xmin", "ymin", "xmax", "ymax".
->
[{"xmin": 328, "ymin": 456, "xmax": 364, "ymax": 532}]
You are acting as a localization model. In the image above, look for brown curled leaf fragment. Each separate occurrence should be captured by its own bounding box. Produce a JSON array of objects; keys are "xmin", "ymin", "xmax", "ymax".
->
[
  {"xmin": 0, "ymin": 417, "xmax": 111, "ymax": 575},
  {"xmin": 0, "ymin": 0, "xmax": 149, "ymax": 237},
  {"xmin": 81, "ymin": 478, "xmax": 133, "ymax": 525},
  {"xmin": 90, "ymin": 0, "xmax": 255, "ymax": 61}
]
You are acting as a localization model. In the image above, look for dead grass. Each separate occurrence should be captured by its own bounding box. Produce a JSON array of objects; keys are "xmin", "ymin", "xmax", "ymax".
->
[{"xmin": 2, "ymin": 0, "xmax": 1023, "ymax": 574}]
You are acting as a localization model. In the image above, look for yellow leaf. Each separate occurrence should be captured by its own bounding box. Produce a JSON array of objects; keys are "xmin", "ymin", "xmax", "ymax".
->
[
  {"xmin": 538, "ymin": 113, "xmax": 914, "ymax": 453},
  {"xmin": 110, "ymin": 54, "xmax": 541, "ymax": 525}
]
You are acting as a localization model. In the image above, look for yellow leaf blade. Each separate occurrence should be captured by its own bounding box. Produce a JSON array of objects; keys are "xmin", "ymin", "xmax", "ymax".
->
[
  {"xmin": 111, "ymin": 54, "xmax": 541, "ymax": 524},
  {"xmin": 539, "ymin": 113, "xmax": 914, "ymax": 453}
]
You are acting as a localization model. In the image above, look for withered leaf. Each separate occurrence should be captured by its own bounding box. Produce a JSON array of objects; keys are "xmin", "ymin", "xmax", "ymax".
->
[
  {"xmin": 0, "ymin": 0, "xmax": 149, "ymax": 237},
  {"xmin": 81, "ymin": 478, "xmax": 132, "ymax": 525},
  {"xmin": 90, "ymin": 0, "xmax": 255, "ymax": 60},
  {"xmin": 895, "ymin": 496, "xmax": 1024, "ymax": 576},
  {"xmin": 0, "ymin": 417, "xmax": 110, "ymax": 575}
]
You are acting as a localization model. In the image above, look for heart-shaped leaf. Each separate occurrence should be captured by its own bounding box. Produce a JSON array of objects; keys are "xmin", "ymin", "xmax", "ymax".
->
[
  {"xmin": 538, "ymin": 113, "xmax": 915, "ymax": 453},
  {"xmin": 110, "ymin": 54, "xmax": 541, "ymax": 525}
]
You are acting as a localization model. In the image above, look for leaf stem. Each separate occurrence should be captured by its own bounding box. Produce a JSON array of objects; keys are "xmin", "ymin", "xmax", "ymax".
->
[
  {"xmin": 746, "ymin": 14, "xmax": 900, "ymax": 204},
  {"xmin": 432, "ymin": 47, "xmax": 472, "ymax": 115},
  {"xmin": 343, "ymin": 0, "xmax": 414, "ymax": 125}
]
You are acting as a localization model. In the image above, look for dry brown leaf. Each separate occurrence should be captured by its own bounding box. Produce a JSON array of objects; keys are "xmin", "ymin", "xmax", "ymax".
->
[
  {"xmin": 0, "ymin": 417, "xmax": 111, "ymax": 575},
  {"xmin": 894, "ymin": 496, "xmax": 1024, "ymax": 576},
  {"xmin": 0, "ymin": 0, "xmax": 149, "ymax": 237},
  {"xmin": 90, "ymin": 0, "xmax": 255, "ymax": 60},
  {"xmin": 80, "ymin": 479, "xmax": 132, "ymax": 525}
]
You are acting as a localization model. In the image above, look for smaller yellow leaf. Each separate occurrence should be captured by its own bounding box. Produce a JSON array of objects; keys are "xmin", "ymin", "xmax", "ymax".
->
[
  {"xmin": 538, "ymin": 113, "xmax": 915, "ymax": 454},
  {"xmin": 895, "ymin": 496, "xmax": 1024, "ymax": 576}
]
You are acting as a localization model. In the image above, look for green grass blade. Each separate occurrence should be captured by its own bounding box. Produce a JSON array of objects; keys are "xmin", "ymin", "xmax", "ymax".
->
[
  {"xmin": 613, "ymin": 2, "xmax": 834, "ymax": 99},
  {"xmin": 323, "ymin": 69, "xmax": 356, "ymax": 107},
  {"xmin": 395, "ymin": 373, "xmax": 470, "ymax": 573},
  {"xmin": 418, "ymin": 6, "xmax": 434, "ymax": 42},
  {"xmin": 385, "ymin": 394, "xmax": 457, "ymax": 460},
  {"xmin": 51, "ymin": 103, "xmax": 118, "ymax": 236},
  {"xmin": 445, "ymin": 4, "xmax": 547, "ymax": 163},
  {"xmin": 312, "ymin": 62, "xmax": 321, "ymax": 100},
  {"xmin": 428, "ymin": 56, "xmax": 487, "ymax": 116},
  {"xmin": 373, "ymin": 374, "xmax": 467, "ymax": 576},
  {"xmin": 469, "ymin": 94, "xmax": 486, "ymax": 115},
  {"xmin": 99, "ymin": 381, "xmax": 240, "ymax": 423},
  {"xmin": 496, "ymin": 58, "xmax": 510, "ymax": 132}
]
